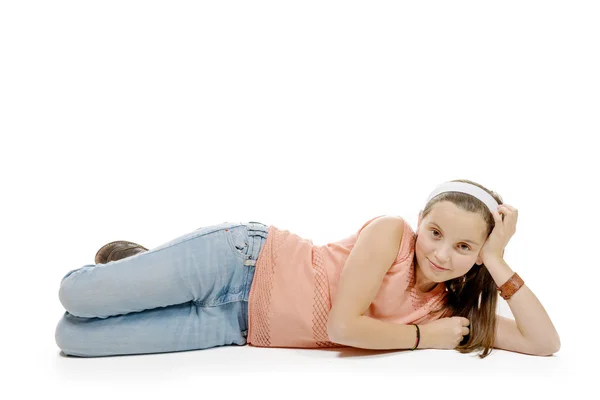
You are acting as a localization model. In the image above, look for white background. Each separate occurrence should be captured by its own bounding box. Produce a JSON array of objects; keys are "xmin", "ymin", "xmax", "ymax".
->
[{"xmin": 1, "ymin": 1, "xmax": 597, "ymax": 398}]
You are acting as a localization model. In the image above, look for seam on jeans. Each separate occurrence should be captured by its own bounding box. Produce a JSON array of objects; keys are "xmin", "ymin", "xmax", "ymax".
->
[
  {"xmin": 193, "ymin": 297, "xmax": 246, "ymax": 308},
  {"xmin": 152, "ymin": 224, "xmax": 246, "ymax": 256}
]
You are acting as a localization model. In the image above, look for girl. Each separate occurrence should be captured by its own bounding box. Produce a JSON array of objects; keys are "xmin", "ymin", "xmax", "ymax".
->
[{"xmin": 55, "ymin": 179, "xmax": 560, "ymax": 358}]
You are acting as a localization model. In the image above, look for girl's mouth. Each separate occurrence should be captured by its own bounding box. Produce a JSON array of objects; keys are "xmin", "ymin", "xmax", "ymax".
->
[{"xmin": 429, "ymin": 259, "xmax": 449, "ymax": 271}]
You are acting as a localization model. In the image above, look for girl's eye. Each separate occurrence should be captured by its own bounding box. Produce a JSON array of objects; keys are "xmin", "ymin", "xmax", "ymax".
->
[{"xmin": 431, "ymin": 230, "xmax": 471, "ymax": 251}]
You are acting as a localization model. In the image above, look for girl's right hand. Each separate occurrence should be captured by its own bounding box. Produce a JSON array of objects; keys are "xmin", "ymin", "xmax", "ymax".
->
[{"xmin": 417, "ymin": 317, "xmax": 471, "ymax": 350}]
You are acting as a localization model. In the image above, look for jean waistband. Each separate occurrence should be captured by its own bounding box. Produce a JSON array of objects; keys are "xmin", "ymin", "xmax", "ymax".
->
[{"xmin": 245, "ymin": 221, "xmax": 269, "ymax": 235}]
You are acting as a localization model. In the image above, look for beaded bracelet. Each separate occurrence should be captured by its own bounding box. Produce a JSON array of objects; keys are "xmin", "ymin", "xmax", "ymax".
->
[{"xmin": 410, "ymin": 324, "xmax": 420, "ymax": 350}]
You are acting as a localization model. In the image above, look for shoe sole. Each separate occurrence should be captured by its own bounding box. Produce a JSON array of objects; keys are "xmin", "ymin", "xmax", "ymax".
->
[{"xmin": 95, "ymin": 240, "xmax": 149, "ymax": 264}]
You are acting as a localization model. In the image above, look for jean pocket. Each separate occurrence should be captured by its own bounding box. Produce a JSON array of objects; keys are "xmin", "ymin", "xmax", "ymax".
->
[{"xmin": 225, "ymin": 226, "xmax": 251, "ymax": 260}]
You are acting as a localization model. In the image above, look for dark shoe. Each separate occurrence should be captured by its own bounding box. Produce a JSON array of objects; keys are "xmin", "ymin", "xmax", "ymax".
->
[{"xmin": 94, "ymin": 241, "xmax": 149, "ymax": 264}]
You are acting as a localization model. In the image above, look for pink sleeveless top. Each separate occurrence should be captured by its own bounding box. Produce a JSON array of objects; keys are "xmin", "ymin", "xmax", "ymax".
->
[{"xmin": 247, "ymin": 215, "xmax": 450, "ymax": 348}]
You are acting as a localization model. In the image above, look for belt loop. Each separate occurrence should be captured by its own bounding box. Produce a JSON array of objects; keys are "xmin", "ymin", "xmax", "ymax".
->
[
  {"xmin": 243, "ymin": 221, "xmax": 267, "ymax": 267},
  {"xmin": 244, "ymin": 224, "xmax": 257, "ymax": 267}
]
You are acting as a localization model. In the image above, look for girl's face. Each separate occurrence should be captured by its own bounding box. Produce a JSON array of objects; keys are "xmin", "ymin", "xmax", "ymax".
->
[{"xmin": 415, "ymin": 201, "xmax": 489, "ymax": 284}]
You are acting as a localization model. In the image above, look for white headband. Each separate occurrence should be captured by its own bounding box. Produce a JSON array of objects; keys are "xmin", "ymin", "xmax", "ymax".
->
[{"xmin": 425, "ymin": 182, "xmax": 499, "ymax": 214}]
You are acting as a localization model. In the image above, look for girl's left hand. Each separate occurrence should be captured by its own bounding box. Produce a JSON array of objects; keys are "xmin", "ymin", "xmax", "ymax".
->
[{"xmin": 480, "ymin": 204, "xmax": 518, "ymax": 264}]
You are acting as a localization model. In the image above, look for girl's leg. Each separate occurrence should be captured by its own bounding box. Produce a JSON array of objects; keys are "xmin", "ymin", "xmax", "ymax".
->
[
  {"xmin": 55, "ymin": 300, "xmax": 249, "ymax": 357},
  {"xmin": 55, "ymin": 221, "xmax": 269, "ymax": 357},
  {"xmin": 58, "ymin": 222, "xmax": 260, "ymax": 319}
]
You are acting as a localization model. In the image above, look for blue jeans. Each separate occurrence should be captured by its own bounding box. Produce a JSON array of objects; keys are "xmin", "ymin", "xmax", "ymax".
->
[{"xmin": 55, "ymin": 221, "xmax": 269, "ymax": 357}]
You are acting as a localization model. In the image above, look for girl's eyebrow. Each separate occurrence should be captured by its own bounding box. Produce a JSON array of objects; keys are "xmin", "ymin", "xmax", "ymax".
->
[{"xmin": 429, "ymin": 222, "xmax": 480, "ymax": 245}]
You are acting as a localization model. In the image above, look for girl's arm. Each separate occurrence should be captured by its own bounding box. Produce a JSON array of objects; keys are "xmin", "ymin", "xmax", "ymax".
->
[{"xmin": 485, "ymin": 257, "xmax": 561, "ymax": 355}]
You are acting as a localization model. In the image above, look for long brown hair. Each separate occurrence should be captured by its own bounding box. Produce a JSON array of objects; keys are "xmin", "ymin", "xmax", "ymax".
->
[{"xmin": 416, "ymin": 178, "xmax": 504, "ymax": 359}]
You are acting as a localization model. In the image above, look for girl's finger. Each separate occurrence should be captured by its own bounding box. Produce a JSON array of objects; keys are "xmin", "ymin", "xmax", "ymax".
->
[
  {"xmin": 495, "ymin": 209, "xmax": 503, "ymax": 222},
  {"xmin": 494, "ymin": 208, "xmax": 505, "ymax": 223}
]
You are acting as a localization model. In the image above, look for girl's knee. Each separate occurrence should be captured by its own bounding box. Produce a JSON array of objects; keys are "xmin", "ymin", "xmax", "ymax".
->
[
  {"xmin": 58, "ymin": 276, "xmax": 79, "ymax": 316},
  {"xmin": 55, "ymin": 314, "xmax": 77, "ymax": 356},
  {"xmin": 58, "ymin": 265, "xmax": 95, "ymax": 317},
  {"xmin": 55, "ymin": 313, "xmax": 97, "ymax": 357}
]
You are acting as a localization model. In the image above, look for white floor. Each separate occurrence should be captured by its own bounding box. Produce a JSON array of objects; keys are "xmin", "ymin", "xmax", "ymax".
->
[{"xmin": 12, "ymin": 310, "xmax": 580, "ymax": 400}]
